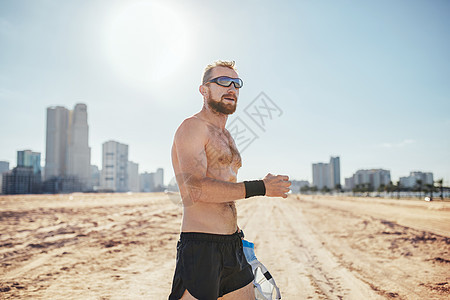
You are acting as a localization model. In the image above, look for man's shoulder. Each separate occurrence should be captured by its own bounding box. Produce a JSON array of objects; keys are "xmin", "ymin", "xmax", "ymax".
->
[
  {"xmin": 179, "ymin": 115, "xmax": 208, "ymax": 130},
  {"xmin": 175, "ymin": 116, "xmax": 209, "ymax": 139}
]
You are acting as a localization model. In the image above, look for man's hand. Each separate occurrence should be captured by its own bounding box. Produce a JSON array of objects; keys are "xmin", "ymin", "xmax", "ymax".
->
[{"xmin": 263, "ymin": 173, "xmax": 291, "ymax": 198}]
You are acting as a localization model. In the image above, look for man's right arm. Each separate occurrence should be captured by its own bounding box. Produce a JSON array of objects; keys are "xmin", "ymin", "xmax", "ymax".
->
[
  {"xmin": 173, "ymin": 118, "xmax": 246, "ymax": 205},
  {"xmin": 173, "ymin": 118, "xmax": 291, "ymax": 205}
]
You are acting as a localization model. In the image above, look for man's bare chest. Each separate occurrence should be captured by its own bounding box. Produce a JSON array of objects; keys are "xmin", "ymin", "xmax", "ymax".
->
[{"xmin": 205, "ymin": 128, "xmax": 242, "ymax": 169}]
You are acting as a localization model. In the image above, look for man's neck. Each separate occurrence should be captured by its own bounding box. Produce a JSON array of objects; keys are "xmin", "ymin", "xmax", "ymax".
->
[{"xmin": 199, "ymin": 106, "xmax": 228, "ymax": 130}]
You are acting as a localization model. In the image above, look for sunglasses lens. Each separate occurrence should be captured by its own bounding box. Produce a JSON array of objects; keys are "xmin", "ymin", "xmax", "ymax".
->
[
  {"xmin": 216, "ymin": 77, "xmax": 233, "ymax": 87},
  {"xmin": 235, "ymin": 79, "xmax": 243, "ymax": 88}
]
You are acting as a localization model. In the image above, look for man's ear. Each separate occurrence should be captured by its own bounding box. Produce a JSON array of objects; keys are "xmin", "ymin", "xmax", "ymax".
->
[{"xmin": 199, "ymin": 85, "xmax": 208, "ymax": 97}]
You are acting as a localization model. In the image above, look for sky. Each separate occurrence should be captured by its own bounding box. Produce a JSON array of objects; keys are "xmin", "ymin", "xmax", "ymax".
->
[{"xmin": 1, "ymin": 0, "xmax": 449, "ymax": 186}]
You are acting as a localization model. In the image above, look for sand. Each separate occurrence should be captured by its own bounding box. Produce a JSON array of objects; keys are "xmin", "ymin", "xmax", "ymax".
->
[{"xmin": 0, "ymin": 193, "xmax": 449, "ymax": 299}]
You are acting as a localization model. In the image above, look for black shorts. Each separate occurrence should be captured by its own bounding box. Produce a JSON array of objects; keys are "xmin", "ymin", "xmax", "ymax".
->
[{"xmin": 168, "ymin": 231, "xmax": 254, "ymax": 300}]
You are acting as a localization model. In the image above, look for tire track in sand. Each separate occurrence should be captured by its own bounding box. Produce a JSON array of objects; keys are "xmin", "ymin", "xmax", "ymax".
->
[
  {"xmin": 238, "ymin": 196, "xmax": 382, "ymax": 299},
  {"xmin": 1, "ymin": 205, "xmax": 178, "ymax": 282}
]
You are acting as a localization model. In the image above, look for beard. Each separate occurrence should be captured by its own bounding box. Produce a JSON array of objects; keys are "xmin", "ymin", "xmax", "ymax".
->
[{"xmin": 207, "ymin": 93, "xmax": 237, "ymax": 115}]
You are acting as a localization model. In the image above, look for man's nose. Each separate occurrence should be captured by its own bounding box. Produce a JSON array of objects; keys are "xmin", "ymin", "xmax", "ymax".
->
[{"xmin": 227, "ymin": 84, "xmax": 237, "ymax": 94}]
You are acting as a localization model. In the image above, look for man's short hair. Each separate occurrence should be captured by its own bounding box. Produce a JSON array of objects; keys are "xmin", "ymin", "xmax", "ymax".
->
[{"xmin": 202, "ymin": 60, "xmax": 238, "ymax": 84}]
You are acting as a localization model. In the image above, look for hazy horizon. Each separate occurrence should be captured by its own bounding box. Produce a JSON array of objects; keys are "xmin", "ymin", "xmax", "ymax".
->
[{"xmin": 1, "ymin": 0, "xmax": 449, "ymax": 185}]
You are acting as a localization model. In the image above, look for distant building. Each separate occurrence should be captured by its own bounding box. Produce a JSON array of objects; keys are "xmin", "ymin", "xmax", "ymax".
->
[
  {"xmin": 17, "ymin": 150, "xmax": 42, "ymax": 192},
  {"xmin": 372, "ymin": 169, "xmax": 391, "ymax": 190},
  {"xmin": 139, "ymin": 168, "xmax": 164, "ymax": 192},
  {"xmin": 312, "ymin": 163, "xmax": 329, "ymax": 190},
  {"xmin": 44, "ymin": 104, "xmax": 91, "ymax": 192},
  {"xmin": 329, "ymin": 156, "xmax": 341, "ymax": 188},
  {"xmin": 101, "ymin": 140, "xmax": 129, "ymax": 192},
  {"xmin": 43, "ymin": 176, "xmax": 84, "ymax": 194},
  {"xmin": 312, "ymin": 156, "xmax": 341, "ymax": 190},
  {"xmin": 347, "ymin": 169, "xmax": 391, "ymax": 191},
  {"xmin": 344, "ymin": 176, "xmax": 354, "ymax": 190},
  {"xmin": 17, "ymin": 150, "xmax": 41, "ymax": 174},
  {"xmin": 140, "ymin": 172, "xmax": 154, "ymax": 192},
  {"xmin": 167, "ymin": 175, "xmax": 179, "ymax": 192},
  {"xmin": 399, "ymin": 171, "xmax": 434, "ymax": 188},
  {"xmin": 45, "ymin": 106, "xmax": 69, "ymax": 180},
  {"xmin": 127, "ymin": 161, "xmax": 139, "ymax": 192},
  {"xmin": 2, "ymin": 166, "xmax": 41, "ymax": 194},
  {"xmin": 0, "ymin": 161, "xmax": 9, "ymax": 174},
  {"xmin": 154, "ymin": 168, "xmax": 164, "ymax": 191},
  {"xmin": 90, "ymin": 165, "xmax": 100, "ymax": 189},
  {"xmin": 2, "ymin": 151, "xmax": 42, "ymax": 194},
  {"xmin": 66, "ymin": 104, "xmax": 91, "ymax": 189},
  {"xmin": 290, "ymin": 180, "xmax": 310, "ymax": 193},
  {"xmin": 0, "ymin": 161, "xmax": 10, "ymax": 194}
]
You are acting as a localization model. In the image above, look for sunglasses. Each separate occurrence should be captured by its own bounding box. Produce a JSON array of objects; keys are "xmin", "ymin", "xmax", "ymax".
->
[{"xmin": 205, "ymin": 76, "xmax": 243, "ymax": 89}]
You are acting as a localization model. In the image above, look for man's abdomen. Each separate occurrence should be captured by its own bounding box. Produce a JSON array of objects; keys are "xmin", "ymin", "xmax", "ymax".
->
[{"xmin": 181, "ymin": 202, "xmax": 237, "ymax": 234}]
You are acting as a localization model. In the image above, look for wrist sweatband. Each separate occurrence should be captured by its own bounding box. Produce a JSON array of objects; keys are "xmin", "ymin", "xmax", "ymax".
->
[{"xmin": 244, "ymin": 180, "xmax": 266, "ymax": 198}]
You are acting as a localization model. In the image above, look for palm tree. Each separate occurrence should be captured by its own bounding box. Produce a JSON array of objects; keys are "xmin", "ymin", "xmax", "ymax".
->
[
  {"xmin": 321, "ymin": 186, "xmax": 330, "ymax": 194},
  {"xmin": 335, "ymin": 184, "xmax": 342, "ymax": 193},
  {"xmin": 366, "ymin": 183, "xmax": 374, "ymax": 193},
  {"xmin": 386, "ymin": 181, "xmax": 395, "ymax": 197},
  {"xmin": 396, "ymin": 180, "xmax": 401, "ymax": 199},
  {"xmin": 352, "ymin": 185, "xmax": 358, "ymax": 195},
  {"xmin": 377, "ymin": 184, "xmax": 385, "ymax": 195},
  {"xmin": 425, "ymin": 183, "xmax": 434, "ymax": 200},
  {"xmin": 415, "ymin": 179, "xmax": 423, "ymax": 199},
  {"xmin": 300, "ymin": 185, "xmax": 310, "ymax": 194},
  {"xmin": 436, "ymin": 179, "xmax": 444, "ymax": 200}
]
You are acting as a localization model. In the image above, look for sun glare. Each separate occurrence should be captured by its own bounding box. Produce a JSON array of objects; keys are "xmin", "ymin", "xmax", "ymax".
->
[{"xmin": 104, "ymin": 1, "xmax": 191, "ymax": 89}]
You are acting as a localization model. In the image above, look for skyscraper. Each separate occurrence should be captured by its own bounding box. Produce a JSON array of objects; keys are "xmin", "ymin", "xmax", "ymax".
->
[
  {"xmin": 312, "ymin": 162, "xmax": 329, "ymax": 190},
  {"xmin": 329, "ymin": 156, "xmax": 341, "ymax": 189},
  {"xmin": 66, "ymin": 104, "xmax": 91, "ymax": 188},
  {"xmin": 45, "ymin": 106, "xmax": 69, "ymax": 180},
  {"xmin": 312, "ymin": 156, "xmax": 341, "ymax": 190},
  {"xmin": 127, "ymin": 161, "xmax": 139, "ymax": 192},
  {"xmin": 101, "ymin": 140, "xmax": 129, "ymax": 192},
  {"xmin": 44, "ymin": 103, "xmax": 91, "ymax": 192}
]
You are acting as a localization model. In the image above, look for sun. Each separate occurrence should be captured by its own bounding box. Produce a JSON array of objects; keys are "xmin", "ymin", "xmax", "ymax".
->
[{"xmin": 104, "ymin": 1, "xmax": 191, "ymax": 89}]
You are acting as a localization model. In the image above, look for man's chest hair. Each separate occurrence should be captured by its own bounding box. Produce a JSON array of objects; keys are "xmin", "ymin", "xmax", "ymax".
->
[{"xmin": 205, "ymin": 127, "xmax": 241, "ymax": 167}]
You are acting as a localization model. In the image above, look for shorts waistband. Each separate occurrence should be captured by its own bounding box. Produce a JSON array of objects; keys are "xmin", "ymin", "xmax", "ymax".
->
[{"xmin": 180, "ymin": 231, "xmax": 241, "ymax": 242}]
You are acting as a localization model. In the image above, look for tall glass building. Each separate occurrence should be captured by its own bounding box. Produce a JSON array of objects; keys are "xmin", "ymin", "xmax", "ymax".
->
[{"xmin": 17, "ymin": 150, "xmax": 41, "ymax": 174}]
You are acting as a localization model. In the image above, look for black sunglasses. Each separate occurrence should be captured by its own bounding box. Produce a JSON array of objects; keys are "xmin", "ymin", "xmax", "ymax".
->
[{"xmin": 205, "ymin": 76, "xmax": 243, "ymax": 89}]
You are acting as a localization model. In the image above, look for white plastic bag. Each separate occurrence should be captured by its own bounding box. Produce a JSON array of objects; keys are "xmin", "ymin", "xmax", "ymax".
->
[{"xmin": 242, "ymin": 240, "xmax": 282, "ymax": 300}]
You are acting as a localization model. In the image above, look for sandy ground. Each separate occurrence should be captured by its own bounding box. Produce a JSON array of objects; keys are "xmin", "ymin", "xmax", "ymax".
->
[{"xmin": 0, "ymin": 193, "xmax": 449, "ymax": 299}]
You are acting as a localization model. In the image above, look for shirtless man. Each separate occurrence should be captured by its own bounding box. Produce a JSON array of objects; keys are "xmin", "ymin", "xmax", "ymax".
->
[{"xmin": 168, "ymin": 60, "xmax": 291, "ymax": 300}]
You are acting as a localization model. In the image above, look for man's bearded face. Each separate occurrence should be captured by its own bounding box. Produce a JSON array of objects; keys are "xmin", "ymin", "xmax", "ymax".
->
[{"xmin": 206, "ymin": 88, "xmax": 237, "ymax": 115}]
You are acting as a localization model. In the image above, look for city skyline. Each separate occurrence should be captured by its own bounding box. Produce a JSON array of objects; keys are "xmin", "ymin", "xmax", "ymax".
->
[
  {"xmin": 0, "ymin": 130, "xmax": 442, "ymax": 189},
  {"xmin": 1, "ymin": 0, "xmax": 449, "ymax": 185},
  {"xmin": 0, "ymin": 102, "xmax": 166, "ymax": 194}
]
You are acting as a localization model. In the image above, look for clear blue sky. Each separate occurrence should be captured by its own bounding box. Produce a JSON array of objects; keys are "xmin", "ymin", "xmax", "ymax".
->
[{"xmin": 1, "ymin": 0, "xmax": 449, "ymax": 185}]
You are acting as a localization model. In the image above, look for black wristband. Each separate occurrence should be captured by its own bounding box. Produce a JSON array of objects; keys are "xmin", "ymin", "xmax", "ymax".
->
[{"xmin": 244, "ymin": 180, "xmax": 266, "ymax": 198}]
